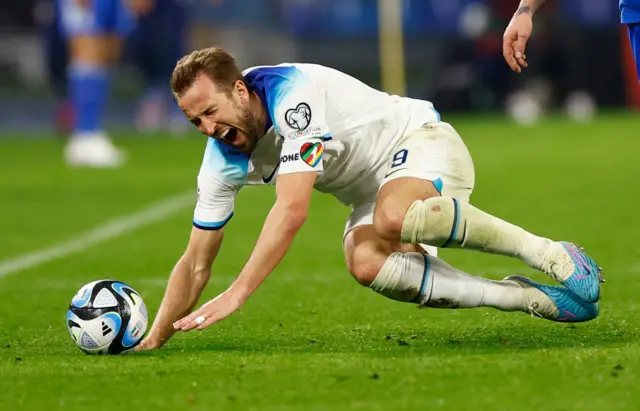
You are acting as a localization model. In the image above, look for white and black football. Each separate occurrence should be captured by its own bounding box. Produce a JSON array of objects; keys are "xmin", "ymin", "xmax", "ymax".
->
[{"xmin": 66, "ymin": 280, "xmax": 148, "ymax": 355}]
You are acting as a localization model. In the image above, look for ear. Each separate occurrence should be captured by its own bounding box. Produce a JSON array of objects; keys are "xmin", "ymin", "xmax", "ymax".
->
[{"xmin": 234, "ymin": 80, "xmax": 250, "ymax": 104}]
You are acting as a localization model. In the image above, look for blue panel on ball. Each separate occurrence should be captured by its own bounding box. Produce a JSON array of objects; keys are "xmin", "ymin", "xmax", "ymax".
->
[{"xmin": 71, "ymin": 283, "xmax": 93, "ymax": 308}]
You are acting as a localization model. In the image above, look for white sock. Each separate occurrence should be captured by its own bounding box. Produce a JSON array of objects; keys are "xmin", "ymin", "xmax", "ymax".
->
[
  {"xmin": 369, "ymin": 252, "xmax": 529, "ymax": 311},
  {"xmin": 401, "ymin": 197, "xmax": 553, "ymax": 271}
]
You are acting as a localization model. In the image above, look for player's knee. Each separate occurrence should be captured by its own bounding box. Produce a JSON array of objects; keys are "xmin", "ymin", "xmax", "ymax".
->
[
  {"xmin": 373, "ymin": 204, "xmax": 407, "ymax": 242},
  {"xmin": 401, "ymin": 196, "xmax": 457, "ymax": 245},
  {"xmin": 344, "ymin": 226, "xmax": 394, "ymax": 287},
  {"xmin": 69, "ymin": 36, "xmax": 121, "ymax": 65},
  {"xmin": 374, "ymin": 186, "xmax": 447, "ymax": 243},
  {"xmin": 347, "ymin": 257, "xmax": 384, "ymax": 287}
]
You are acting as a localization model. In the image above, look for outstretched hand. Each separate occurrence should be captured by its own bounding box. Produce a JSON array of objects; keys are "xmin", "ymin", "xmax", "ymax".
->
[
  {"xmin": 503, "ymin": 12, "xmax": 532, "ymax": 73},
  {"xmin": 173, "ymin": 289, "xmax": 245, "ymax": 332}
]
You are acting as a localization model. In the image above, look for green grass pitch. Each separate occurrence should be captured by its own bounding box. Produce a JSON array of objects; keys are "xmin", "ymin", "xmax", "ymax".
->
[{"xmin": 1, "ymin": 113, "xmax": 639, "ymax": 410}]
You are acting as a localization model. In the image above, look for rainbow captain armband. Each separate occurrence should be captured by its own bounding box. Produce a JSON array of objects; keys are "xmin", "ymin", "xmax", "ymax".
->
[{"xmin": 278, "ymin": 139, "xmax": 324, "ymax": 175}]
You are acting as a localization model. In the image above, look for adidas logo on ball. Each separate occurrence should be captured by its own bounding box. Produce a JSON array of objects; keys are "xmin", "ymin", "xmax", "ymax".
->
[{"xmin": 101, "ymin": 321, "xmax": 112, "ymax": 336}]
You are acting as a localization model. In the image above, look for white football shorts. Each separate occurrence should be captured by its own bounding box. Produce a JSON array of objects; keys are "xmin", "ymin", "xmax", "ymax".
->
[{"xmin": 343, "ymin": 120, "xmax": 476, "ymax": 257}]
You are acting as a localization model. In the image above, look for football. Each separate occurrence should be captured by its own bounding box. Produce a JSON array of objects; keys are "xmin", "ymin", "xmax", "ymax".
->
[{"xmin": 66, "ymin": 280, "xmax": 148, "ymax": 355}]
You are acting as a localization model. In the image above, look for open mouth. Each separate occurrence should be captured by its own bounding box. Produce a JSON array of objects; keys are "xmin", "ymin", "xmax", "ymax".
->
[{"xmin": 219, "ymin": 128, "xmax": 238, "ymax": 145}]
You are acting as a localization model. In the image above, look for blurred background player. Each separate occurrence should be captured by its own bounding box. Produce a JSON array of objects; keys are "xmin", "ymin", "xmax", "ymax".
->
[
  {"xmin": 46, "ymin": 0, "xmax": 189, "ymax": 137},
  {"xmin": 41, "ymin": 1, "xmax": 73, "ymax": 134},
  {"xmin": 128, "ymin": 0, "xmax": 189, "ymax": 134},
  {"xmin": 620, "ymin": 0, "xmax": 640, "ymax": 83},
  {"xmin": 503, "ymin": 0, "xmax": 639, "ymax": 83},
  {"xmin": 55, "ymin": 0, "xmax": 153, "ymax": 168}
]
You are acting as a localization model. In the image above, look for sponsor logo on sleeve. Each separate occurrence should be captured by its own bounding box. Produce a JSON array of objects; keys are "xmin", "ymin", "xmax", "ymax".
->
[
  {"xmin": 280, "ymin": 153, "xmax": 301, "ymax": 163},
  {"xmin": 285, "ymin": 126, "xmax": 323, "ymax": 140}
]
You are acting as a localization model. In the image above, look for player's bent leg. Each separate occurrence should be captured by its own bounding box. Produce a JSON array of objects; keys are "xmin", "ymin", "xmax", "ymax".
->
[
  {"xmin": 64, "ymin": 35, "xmax": 126, "ymax": 168},
  {"xmin": 373, "ymin": 121, "xmax": 476, "ymax": 247},
  {"xmin": 373, "ymin": 177, "xmax": 442, "ymax": 243},
  {"xmin": 344, "ymin": 224, "xmax": 419, "ymax": 287},
  {"xmin": 343, "ymin": 225, "xmax": 598, "ymax": 322},
  {"xmin": 57, "ymin": 0, "xmax": 132, "ymax": 168},
  {"xmin": 375, "ymin": 121, "xmax": 602, "ymax": 303},
  {"xmin": 400, "ymin": 196, "xmax": 603, "ymax": 303}
]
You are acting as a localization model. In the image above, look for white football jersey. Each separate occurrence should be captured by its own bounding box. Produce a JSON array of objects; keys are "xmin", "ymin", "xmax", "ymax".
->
[{"xmin": 193, "ymin": 63, "xmax": 440, "ymax": 230}]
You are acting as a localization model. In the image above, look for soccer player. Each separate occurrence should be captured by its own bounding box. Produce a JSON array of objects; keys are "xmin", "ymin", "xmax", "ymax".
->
[
  {"xmin": 502, "ymin": 0, "xmax": 640, "ymax": 82},
  {"xmin": 621, "ymin": 0, "xmax": 640, "ymax": 82},
  {"xmin": 131, "ymin": 0, "xmax": 189, "ymax": 133},
  {"xmin": 56, "ymin": 0, "xmax": 154, "ymax": 167},
  {"xmin": 40, "ymin": 0, "xmax": 74, "ymax": 134},
  {"xmin": 135, "ymin": 47, "xmax": 603, "ymax": 350}
]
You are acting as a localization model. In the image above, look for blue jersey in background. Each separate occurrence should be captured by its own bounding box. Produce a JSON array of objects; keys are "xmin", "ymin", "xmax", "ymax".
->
[
  {"xmin": 621, "ymin": 0, "xmax": 640, "ymax": 23},
  {"xmin": 56, "ymin": 0, "xmax": 135, "ymax": 37}
]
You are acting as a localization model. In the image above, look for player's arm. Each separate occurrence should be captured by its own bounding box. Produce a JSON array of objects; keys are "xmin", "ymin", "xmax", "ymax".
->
[
  {"xmin": 233, "ymin": 170, "xmax": 316, "ymax": 291},
  {"xmin": 503, "ymin": 0, "xmax": 547, "ymax": 72},
  {"xmin": 138, "ymin": 143, "xmax": 242, "ymax": 348},
  {"xmin": 232, "ymin": 170, "xmax": 316, "ymax": 289},
  {"xmin": 218, "ymin": 89, "xmax": 329, "ymax": 308},
  {"xmin": 212, "ymin": 172, "xmax": 316, "ymax": 322},
  {"xmin": 174, "ymin": 70, "xmax": 330, "ymax": 331},
  {"xmin": 136, "ymin": 226, "xmax": 224, "ymax": 350},
  {"xmin": 174, "ymin": 170, "xmax": 317, "ymax": 331}
]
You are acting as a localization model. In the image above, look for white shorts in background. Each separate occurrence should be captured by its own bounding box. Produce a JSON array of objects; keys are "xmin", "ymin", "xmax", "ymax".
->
[{"xmin": 343, "ymin": 121, "xmax": 476, "ymax": 256}]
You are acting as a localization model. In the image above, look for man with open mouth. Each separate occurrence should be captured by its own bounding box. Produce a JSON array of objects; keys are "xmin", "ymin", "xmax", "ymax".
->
[{"xmin": 134, "ymin": 46, "xmax": 603, "ymax": 351}]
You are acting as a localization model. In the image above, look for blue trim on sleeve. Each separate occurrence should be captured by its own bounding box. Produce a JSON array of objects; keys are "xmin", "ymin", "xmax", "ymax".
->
[{"xmin": 193, "ymin": 212, "xmax": 234, "ymax": 231}]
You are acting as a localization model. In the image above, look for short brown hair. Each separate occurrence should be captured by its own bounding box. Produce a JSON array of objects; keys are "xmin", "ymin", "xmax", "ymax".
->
[{"xmin": 170, "ymin": 47, "xmax": 244, "ymax": 98}]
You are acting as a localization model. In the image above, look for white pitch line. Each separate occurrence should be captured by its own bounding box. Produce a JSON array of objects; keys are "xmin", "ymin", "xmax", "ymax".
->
[{"xmin": 0, "ymin": 191, "xmax": 194, "ymax": 278}]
